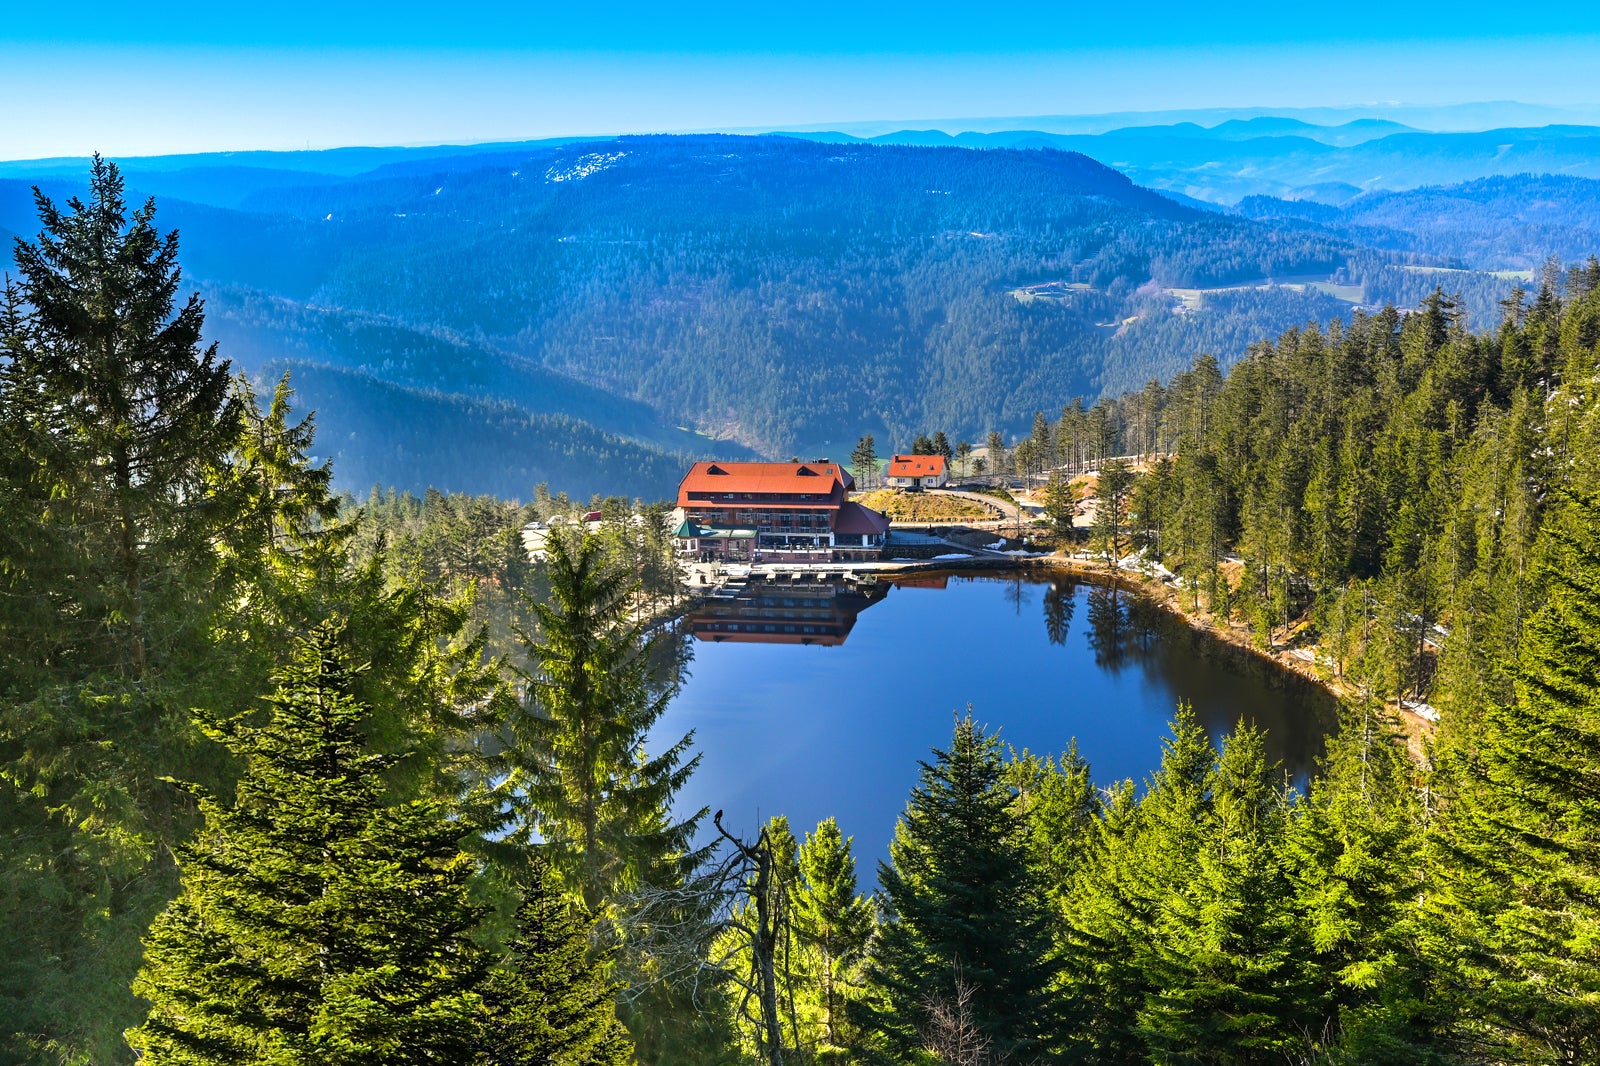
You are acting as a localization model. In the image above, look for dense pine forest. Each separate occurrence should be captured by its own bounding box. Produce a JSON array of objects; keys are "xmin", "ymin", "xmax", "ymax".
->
[
  {"xmin": 6, "ymin": 157, "xmax": 1600, "ymax": 1066},
  {"xmin": 3, "ymin": 134, "xmax": 1557, "ymax": 483}
]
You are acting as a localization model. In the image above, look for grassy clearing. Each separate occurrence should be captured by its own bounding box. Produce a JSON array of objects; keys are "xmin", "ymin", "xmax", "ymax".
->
[{"xmin": 855, "ymin": 489, "xmax": 991, "ymax": 522}]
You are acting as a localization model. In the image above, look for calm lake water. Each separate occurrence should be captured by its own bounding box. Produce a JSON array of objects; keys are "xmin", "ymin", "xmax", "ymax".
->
[{"xmin": 654, "ymin": 572, "xmax": 1336, "ymax": 872}]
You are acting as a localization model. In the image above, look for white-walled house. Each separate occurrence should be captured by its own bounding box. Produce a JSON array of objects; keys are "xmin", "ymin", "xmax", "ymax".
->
[{"xmin": 884, "ymin": 454, "xmax": 948, "ymax": 490}]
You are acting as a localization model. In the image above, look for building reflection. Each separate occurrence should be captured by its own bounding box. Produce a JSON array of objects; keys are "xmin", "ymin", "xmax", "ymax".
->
[{"xmin": 685, "ymin": 577, "xmax": 892, "ymax": 646}]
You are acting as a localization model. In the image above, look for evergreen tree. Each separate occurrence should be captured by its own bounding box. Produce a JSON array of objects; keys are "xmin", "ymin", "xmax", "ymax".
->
[
  {"xmin": 1059, "ymin": 708, "xmax": 1215, "ymax": 1063},
  {"xmin": 481, "ymin": 856, "xmax": 634, "ymax": 1066},
  {"xmin": 1427, "ymin": 490, "xmax": 1600, "ymax": 1062},
  {"xmin": 955, "ymin": 440, "xmax": 974, "ymax": 481},
  {"xmin": 865, "ymin": 714, "xmax": 1060, "ymax": 1061},
  {"xmin": 1093, "ymin": 459, "xmax": 1135, "ymax": 559},
  {"xmin": 6, "ymin": 155, "xmax": 243, "ymax": 677},
  {"xmin": 984, "ymin": 431, "xmax": 1007, "ymax": 486},
  {"xmin": 851, "ymin": 434, "xmax": 878, "ymax": 490},
  {"xmin": 792, "ymin": 819, "xmax": 874, "ymax": 1062},
  {"xmin": 1288, "ymin": 701, "xmax": 1440, "ymax": 1062},
  {"xmin": 1136, "ymin": 725, "xmax": 1315, "ymax": 1064},
  {"xmin": 512, "ymin": 532, "xmax": 706, "ymax": 912},
  {"xmin": 0, "ymin": 158, "xmax": 252, "ymax": 1063},
  {"xmin": 126, "ymin": 625, "xmax": 488, "ymax": 1065},
  {"xmin": 1042, "ymin": 470, "xmax": 1076, "ymax": 537}
]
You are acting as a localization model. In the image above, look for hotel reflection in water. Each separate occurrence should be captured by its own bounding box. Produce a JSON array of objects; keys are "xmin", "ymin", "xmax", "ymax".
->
[{"xmin": 684, "ymin": 575, "xmax": 949, "ymax": 646}]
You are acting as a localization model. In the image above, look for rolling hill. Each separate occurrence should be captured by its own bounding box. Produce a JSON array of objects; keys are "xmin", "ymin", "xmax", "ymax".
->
[{"xmin": 2, "ymin": 131, "xmax": 1566, "ymax": 487}]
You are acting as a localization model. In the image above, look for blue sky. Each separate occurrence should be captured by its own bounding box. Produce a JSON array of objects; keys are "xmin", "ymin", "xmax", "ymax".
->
[{"xmin": 4, "ymin": 1, "xmax": 1600, "ymax": 158}]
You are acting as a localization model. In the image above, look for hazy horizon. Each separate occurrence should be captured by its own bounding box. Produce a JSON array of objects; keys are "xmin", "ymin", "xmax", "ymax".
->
[
  {"xmin": 4, "ymin": 0, "xmax": 1599, "ymax": 158},
  {"xmin": 6, "ymin": 100, "xmax": 1600, "ymax": 169}
]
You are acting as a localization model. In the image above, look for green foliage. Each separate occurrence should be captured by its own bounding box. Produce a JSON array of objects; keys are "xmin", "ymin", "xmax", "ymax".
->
[
  {"xmin": 1041, "ymin": 470, "xmax": 1076, "ymax": 537},
  {"xmin": 866, "ymin": 714, "xmax": 1061, "ymax": 1062},
  {"xmin": 510, "ymin": 531, "xmax": 706, "ymax": 912},
  {"xmin": 481, "ymin": 856, "xmax": 634, "ymax": 1066},
  {"xmin": 1092, "ymin": 459, "xmax": 1135, "ymax": 559},
  {"xmin": 0, "ymin": 157, "xmax": 254, "ymax": 1063},
  {"xmin": 126, "ymin": 626, "xmax": 489, "ymax": 1066},
  {"xmin": 1126, "ymin": 275, "xmax": 1600, "ymax": 718},
  {"xmin": 793, "ymin": 819, "xmax": 874, "ymax": 1062},
  {"xmin": 1425, "ymin": 490, "xmax": 1600, "ymax": 1063}
]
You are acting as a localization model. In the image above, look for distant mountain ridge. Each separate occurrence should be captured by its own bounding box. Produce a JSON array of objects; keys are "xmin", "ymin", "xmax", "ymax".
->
[
  {"xmin": 777, "ymin": 123, "xmax": 1600, "ymax": 204},
  {"xmin": 1, "ymin": 132, "xmax": 1572, "ymax": 491}
]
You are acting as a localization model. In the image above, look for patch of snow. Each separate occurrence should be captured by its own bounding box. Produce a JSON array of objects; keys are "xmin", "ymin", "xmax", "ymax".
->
[
  {"xmin": 931, "ymin": 553, "xmax": 970, "ymax": 560},
  {"xmin": 1402, "ymin": 700, "xmax": 1441, "ymax": 722},
  {"xmin": 545, "ymin": 151, "xmax": 627, "ymax": 183}
]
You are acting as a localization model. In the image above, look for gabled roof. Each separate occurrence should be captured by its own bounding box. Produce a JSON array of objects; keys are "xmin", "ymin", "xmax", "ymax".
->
[
  {"xmin": 832, "ymin": 500, "xmax": 891, "ymax": 535},
  {"xmin": 678, "ymin": 461, "xmax": 852, "ymax": 506},
  {"xmin": 887, "ymin": 454, "xmax": 947, "ymax": 478}
]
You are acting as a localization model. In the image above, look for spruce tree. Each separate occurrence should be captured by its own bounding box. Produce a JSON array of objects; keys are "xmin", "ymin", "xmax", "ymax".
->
[
  {"xmin": 0, "ymin": 157, "xmax": 250, "ymax": 1063},
  {"xmin": 865, "ymin": 714, "xmax": 1060, "ymax": 1061},
  {"xmin": 1058, "ymin": 707, "xmax": 1214, "ymax": 1063},
  {"xmin": 126, "ymin": 626, "xmax": 488, "ymax": 1065},
  {"xmin": 513, "ymin": 531, "xmax": 706, "ymax": 912},
  {"xmin": 6, "ymin": 154, "xmax": 242, "ymax": 677},
  {"xmin": 481, "ymin": 857, "xmax": 634, "ymax": 1066},
  {"xmin": 792, "ymin": 819, "xmax": 873, "ymax": 1062},
  {"xmin": 1136, "ymin": 725, "xmax": 1314, "ymax": 1064},
  {"xmin": 1288, "ymin": 701, "xmax": 1439, "ymax": 1062},
  {"xmin": 1427, "ymin": 491, "xmax": 1600, "ymax": 1062}
]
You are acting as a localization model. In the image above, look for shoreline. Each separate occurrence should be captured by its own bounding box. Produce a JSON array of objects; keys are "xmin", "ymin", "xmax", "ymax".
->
[
  {"xmin": 871, "ymin": 553, "xmax": 1436, "ymax": 742},
  {"xmin": 679, "ymin": 550, "xmax": 1433, "ymax": 743}
]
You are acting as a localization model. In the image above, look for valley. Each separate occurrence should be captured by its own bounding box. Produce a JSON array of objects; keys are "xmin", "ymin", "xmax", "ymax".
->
[{"xmin": 6, "ymin": 129, "xmax": 1588, "ymax": 493}]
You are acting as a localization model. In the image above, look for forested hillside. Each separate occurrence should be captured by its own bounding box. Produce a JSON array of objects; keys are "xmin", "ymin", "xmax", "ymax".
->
[
  {"xmin": 10, "ymin": 155, "xmax": 1600, "ymax": 1066},
  {"xmin": 3, "ymin": 133, "xmax": 1559, "ymax": 486},
  {"xmin": 2, "ymin": 135, "xmax": 1477, "ymax": 469},
  {"xmin": 260, "ymin": 362, "xmax": 687, "ymax": 500},
  {"xmin": 1090, "ymin": 262, "xmax": 1600, "ymax": 734},
  {"xmin": 1239, "ymin": 174, "xmax": 1600, "ymax": 269}
]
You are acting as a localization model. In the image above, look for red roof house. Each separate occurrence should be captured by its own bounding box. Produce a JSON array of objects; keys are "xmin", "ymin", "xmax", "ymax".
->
[{"xmin": 885, "ymin": 454, "xmax": 949, "ymax": 490}]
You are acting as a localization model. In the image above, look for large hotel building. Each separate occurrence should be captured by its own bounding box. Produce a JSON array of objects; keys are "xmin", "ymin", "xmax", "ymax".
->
[{"xmin": 672, "ymin": 461, "xmax": 890, "ymax": 563}]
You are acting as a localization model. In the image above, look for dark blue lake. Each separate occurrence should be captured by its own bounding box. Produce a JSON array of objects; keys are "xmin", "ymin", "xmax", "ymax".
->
[{"xmin": 655, "ymin": 572, "xmax": 1336, "ymax": 873}]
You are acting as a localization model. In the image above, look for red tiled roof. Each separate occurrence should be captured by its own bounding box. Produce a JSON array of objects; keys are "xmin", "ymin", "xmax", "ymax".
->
[
  {"xmin": 887, "ymin": 454, "xmax": 947, "ymax": 478},
  {"xmin": 677, "ymin": 462, "xmax": 852, "ymax": 507},
  {"xmin": 832, "ymin": 500, "xmax": 891, "ymax": 535}
]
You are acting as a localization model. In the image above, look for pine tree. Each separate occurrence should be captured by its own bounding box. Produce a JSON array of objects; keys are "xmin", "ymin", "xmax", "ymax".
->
[
  {"xmin": 984, "ymin": 431, "xmax": 1007, "ymax": 487},
  {"xmin": 481, "ymin": 856, "xmax": 634, "ymax": 1066},
  {"xmin": 792, "ymin": 819, "xmax": 874, "ymax": 1062},
  {"xmin": 1093, "ymin": 459, "xmax": 1134, "ymax": 560},
  {"xmin": 865, "ymin": 714, "xmax": 1060, "ymax": 1061},
  {"xmin": 1288, "ymin": 701, "xmax": 1440, "ymax": 1062},
  {"xmin": 1058, "ymin": 707, "xmax": 1214, "ymax": 1063},
  {"xmin": 1041, "ymin": 470, "xmax": 1076, "ymax": 537},
  {"xmin": 1427, "ymin": 490, "xmax": 1600, "ymax": 1062},
  {"xmin": 0, "ymin": 158, "xmax": 252, "ymax": 1063},
  {"xmin": 6, "ymin": 155, "xmax": 243, "ymax": 677},
  {"xmin": 512, "ymin": 532, "xmax": 706, "ymax": 912},
  {"xmin": 1136, "ymin": 725, "xmax": 1315, "ymax": 1064},
  {"xmin": 126, "ymin": 625, "xmax": 488, "ymax": 1065},
  {"xmin": 850, "ymin": 435, "xmax": 878, "ymax": 490}
]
